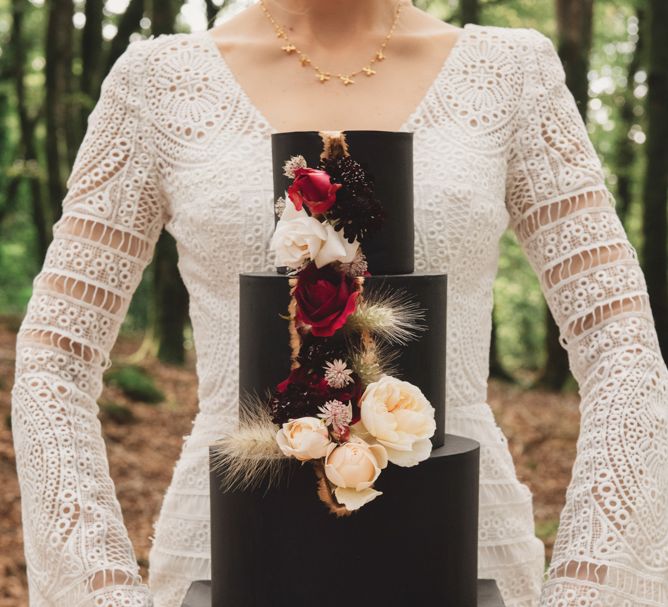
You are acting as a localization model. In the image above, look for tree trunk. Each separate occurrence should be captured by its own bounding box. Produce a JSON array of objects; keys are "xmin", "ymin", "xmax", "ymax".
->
[
  {"xmin": 149, "ymin": 0, "xmax": 190, "ymax": 365},
  {"xmin": 489, "ymin": 306, "xmax": 514, "ymax": 382},
  {"xmin": 205, "ymin": 0, "xmax": 220, "ymax": 26},
  {"xmin": 45, "ymin": 0, "xmax": 74, "ymax": 222},
  {"xmin": 80, "ymin": 0, "xmax": 104, "ymax": 133},
  {"xmin": 614, "ymin": 7, "xmax": 645, "ymax": 226},
  {"xmin": 538, "ymin": 0, "xmax": 594, "ymax": 390},
  {"xmin": 105, "ymin": 0, "xmax": 145, "ymax": 77},
  {"xmin": 459, "ymin": 0, "xmax": 479, "ymax": 26},
  {"xmin": 642, "ymin": 0, "xmax": 668, "ymax": 359},
  {"xmin": 9, "ymin": 0, "xmax": 50, "ymax": 259}
]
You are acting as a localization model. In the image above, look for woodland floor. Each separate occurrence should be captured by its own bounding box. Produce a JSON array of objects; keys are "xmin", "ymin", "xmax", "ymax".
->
[{"xmin": 0, "ymin": 319, "xmax": 580, "ymax": 605}]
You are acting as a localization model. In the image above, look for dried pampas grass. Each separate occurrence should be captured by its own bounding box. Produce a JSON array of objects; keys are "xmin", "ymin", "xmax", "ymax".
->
[
  {"xmin": 349, "ymin": 339, "xmax": 400, "ymax": 385},
  {"xmin": 346, "ymin": 285, "xmax": 426, "ymax": 345},
  {"xmin": 211, "ymin": 394, "xmax": 288, "ymax": 492}
]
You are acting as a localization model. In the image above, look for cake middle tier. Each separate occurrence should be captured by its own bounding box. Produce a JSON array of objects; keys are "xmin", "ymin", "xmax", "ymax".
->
[{"xmin": 239, "ymin": 271, "xmax": 447, "ymax": 448}]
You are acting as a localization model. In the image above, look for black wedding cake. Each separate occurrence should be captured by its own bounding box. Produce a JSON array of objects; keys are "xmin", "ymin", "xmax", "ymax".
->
[{"xmin": 207, "ymin": 130, "xmax": 493, "ymax": 607}]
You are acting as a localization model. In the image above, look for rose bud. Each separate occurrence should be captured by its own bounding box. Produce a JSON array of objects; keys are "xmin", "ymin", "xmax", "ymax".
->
[
  {"xmin": 324, "ymin": 436, "xmax": 388, "ymax": 511},
  {"xmin": 276, "ymin": 417, "xmax": 332, "ymax": 461}
]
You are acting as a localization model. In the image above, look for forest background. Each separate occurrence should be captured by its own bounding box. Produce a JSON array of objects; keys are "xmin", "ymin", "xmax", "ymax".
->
[{"xmin": 0, "ymin": 0, "xmax": 666, "ymax": 603}]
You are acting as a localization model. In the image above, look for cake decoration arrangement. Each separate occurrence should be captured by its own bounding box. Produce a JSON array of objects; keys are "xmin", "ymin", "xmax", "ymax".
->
[
  {"xmin": 209, "ymin": 130, "xmax": 485, "ymax": 606},
  {"xmin": 214, "ymin": 131, "xmax": 436, "ymax": 515}
]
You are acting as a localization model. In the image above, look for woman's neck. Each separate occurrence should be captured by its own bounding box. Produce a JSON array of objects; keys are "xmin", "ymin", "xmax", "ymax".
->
[{"xmin": 264, "ymin": 0, "xmax": 409, "ymax": 48}]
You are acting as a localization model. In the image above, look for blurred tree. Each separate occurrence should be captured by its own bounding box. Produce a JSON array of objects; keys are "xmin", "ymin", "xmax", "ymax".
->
[
  {"xmin": 80, "ymin": 0, "xmax": 104, "ymax": 132},
  {"xmin": 642, "ymin": 0, "xmax": 668, "ymax": 358},
  {"xmin": 8, "ymin": 0, "xmax": 49, "ymax": 261},
  {"xmin": 150, "ymin": 0, "xmax": 190, "ymax": 365},
  {"xmin": 44, "ymin": 0, "xmax": 74, "ymax": 223},
  {"xmin": 460, "ymin": 0, "xmax": 479, "ymax": 25},
  {"xmin": 537, "ymin": 0, "xmax": 594, "ymax": 391},
  {"xmin": 205, "ymin": 0, "xmax": 221, "ymax": 26},
  {"xmin": 105, "ymin": 0, "xmax": 145, "ymax": 75},
  {"xmin": 614, "ymin": 6, "xmax": 645, "ymax": 226}
]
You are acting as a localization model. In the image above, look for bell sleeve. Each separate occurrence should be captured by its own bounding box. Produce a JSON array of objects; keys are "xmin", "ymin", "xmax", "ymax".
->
[
  {"xmin": 505, "ymin": 28, "xmax": 668, "ymax": 606},
  {"xmin": 11, "ymin": 38, "xmax": 166, "ymax": 606}
]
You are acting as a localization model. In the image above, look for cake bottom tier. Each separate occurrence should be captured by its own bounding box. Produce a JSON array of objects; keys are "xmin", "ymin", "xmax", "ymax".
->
[{"xmin": 209, "ymin": 434, "xmax": 480, "ymax": 607}]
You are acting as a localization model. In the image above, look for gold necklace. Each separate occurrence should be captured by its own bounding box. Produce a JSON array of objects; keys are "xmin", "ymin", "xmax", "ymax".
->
[{"xmin": 258, "ymin": 0, "xmax": 407, "ymax": 86}]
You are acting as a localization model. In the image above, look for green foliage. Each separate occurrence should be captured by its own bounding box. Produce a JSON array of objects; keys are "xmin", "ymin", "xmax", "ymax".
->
[
  {"xmin": 104, "ymin": 365, "xmax": 165, "ymax": 404},
  {"xmin": 494, "ymin": 231, "xmax": 546, "ymax": 374}
]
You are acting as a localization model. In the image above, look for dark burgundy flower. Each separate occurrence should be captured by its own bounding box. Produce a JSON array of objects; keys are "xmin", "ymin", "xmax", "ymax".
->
[
  {"xmin": 294, "ymin": 262, "xmax": 359, "ymax": 337},
  {"xmin": 270, "ymin": 366, "xmax": 330, "ymax": 425},
  {"xmin": 288, "ymin": 167, "xmax": 342, "ymax": 215},
  {"xmin": 319, "ymin": 156, "xmax": 385, "ymax": 243}
]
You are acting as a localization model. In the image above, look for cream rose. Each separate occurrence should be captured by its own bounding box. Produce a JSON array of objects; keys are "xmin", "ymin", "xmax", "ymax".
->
[
  {"xmin": 324, "ymin": 437, "xmax": 388, "ymax": 511},
  {"xmin": 270, "ymin": 197, "xmax": 360, "ymax": 269},
  {"xmin": 358, "ymin": 375, "xmax": 436, "ymax": 467},
  {"xmin": 276, "ymin": 417, "xmax": 331, "ymax": 461}
]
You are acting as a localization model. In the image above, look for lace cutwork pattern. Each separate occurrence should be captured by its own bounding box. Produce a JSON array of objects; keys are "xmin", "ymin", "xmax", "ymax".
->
[{"xmin": 11, "ymin": 22, "xmax": 667, "ymax": 607}]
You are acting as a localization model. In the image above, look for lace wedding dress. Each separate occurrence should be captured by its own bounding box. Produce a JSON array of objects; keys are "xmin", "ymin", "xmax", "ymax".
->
[{"xmin": 11, "ymin": 20, "xmax": 668, "ymax": 607}]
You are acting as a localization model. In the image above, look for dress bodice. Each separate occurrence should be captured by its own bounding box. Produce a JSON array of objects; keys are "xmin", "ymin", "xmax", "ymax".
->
[{"xmin": 159, "ymin": 25, "xmax": 512, "ymax": 420}]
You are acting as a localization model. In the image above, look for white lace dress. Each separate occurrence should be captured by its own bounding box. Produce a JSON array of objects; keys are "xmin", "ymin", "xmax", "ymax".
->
[{"xmin": 11, "ymin": 21, "xmax": 668, "ymax": 607}]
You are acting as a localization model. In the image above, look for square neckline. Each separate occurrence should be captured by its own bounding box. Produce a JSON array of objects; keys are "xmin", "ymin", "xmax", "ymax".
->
[{"xmin": 199, "ymin": 22, "xmax": 473, "ymax": 134}]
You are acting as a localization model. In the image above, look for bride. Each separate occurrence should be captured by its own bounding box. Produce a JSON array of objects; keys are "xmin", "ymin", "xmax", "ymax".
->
[{"xmin": 10, "ymin": 0, "xmax": 668, "ymax": 605}]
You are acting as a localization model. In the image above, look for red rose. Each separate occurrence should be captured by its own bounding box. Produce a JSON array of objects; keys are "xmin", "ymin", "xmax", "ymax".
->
[
  {"xmin": 294, "ymin": 263, "xmax": 359, "ymax": 337},
  {"xmin": 288, "ymin": 167, "xmax": 342, "ymax": 215}
]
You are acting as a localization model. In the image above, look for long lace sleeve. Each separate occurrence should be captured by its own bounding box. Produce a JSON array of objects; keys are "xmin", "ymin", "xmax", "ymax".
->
[
  {"xmin": 11, "ymin": 38, "xmax": 166, "ymax": 606},
  {"xmin": 505, "ymin": 28, "xmax": 668, "ymax": 606}
]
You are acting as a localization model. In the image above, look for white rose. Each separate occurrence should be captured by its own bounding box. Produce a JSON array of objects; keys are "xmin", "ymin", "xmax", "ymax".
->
[
  {"xmin": 313, "ymin": 222, "xmax": 360, "ymax": 268},
  {"xmin": 270, "ymin": 197, "xmax": 328, "ymax": 269},
  {"xmin": 324, "ymin": 437, "xmax": 388, "ymax": 511},
  {"xmin": 270, "ymin": 197, "xmax": 360, "ymax": 269},
  {"xmin": 276, "ymin": 417, "xmax": 331, "ymax": 461},
  {"xmin": 358, "ymin": 375, "xmax": 436, "ymax": 467}
]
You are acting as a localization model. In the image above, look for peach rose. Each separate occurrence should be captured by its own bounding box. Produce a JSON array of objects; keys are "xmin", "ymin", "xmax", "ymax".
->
[
  {"xmin": 276, "ymin": 417, "xmax": 331, "ymax": 461},
  {"xmin": 324, "ymin": 436, "xmax": 388, "ymax": 511},
  {"xmin": 358, "ymin": 375, "xmax": 435, "ymax": 467}
]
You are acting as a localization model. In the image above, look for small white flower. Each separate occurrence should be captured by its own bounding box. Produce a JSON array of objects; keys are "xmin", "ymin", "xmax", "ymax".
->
[
  {"xmin": 323, "ymin": 358, "xmax": 354, "ymax": 388},
  {"xmin": 318, "ymin": 399, "xmax": 353, "ymax": 435},
  {"xmin": 274, "ymin": 195, "xmax": 287, "ymax": 218},
  {"xmin": 283, "ymin": 154, "xmax": 308, "ymax": 178},
  {"xmin": 339, "ymin": 248, "xmax": 368, "ymax": 277}
]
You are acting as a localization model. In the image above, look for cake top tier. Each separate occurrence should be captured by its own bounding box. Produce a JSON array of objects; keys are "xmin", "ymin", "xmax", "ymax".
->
[{"xmin": 271, "ymin": 130, "xmax": 415, "ymax": 275}]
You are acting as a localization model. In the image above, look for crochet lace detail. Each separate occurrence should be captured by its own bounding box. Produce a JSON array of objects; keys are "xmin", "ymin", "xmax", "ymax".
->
[{"xmin": 11, "ymin": 23, "xmax": 667, "ymax": 607}]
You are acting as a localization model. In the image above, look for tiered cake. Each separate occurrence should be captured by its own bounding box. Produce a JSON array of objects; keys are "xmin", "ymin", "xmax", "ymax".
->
[{"xmin": 209, "ymin": 130, "xmax": 482, "ymax": 607}]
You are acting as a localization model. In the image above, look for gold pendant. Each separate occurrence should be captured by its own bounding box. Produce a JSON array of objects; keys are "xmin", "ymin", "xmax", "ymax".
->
[
  {"xmin": 362, "ymin": 66, "xmax": 376, "ymax": 76},
  {"xmin": 281, "ymin": 43, "xmax": 297, "ymax": 54},
  {"xmin": 317, "ymin": 72, "xmax": 331, "ymax": 83},
  {"xmin": 339, "ymin": 74, "xmax": 355, "ymax": 86},
  {"xmin": 375, "ymin": 50, "xmax": 385, "ymax": 61}
]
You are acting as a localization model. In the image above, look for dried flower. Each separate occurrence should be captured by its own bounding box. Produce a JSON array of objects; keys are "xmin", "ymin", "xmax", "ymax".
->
[
  {"xmin": 319, "ymin": 155, "xmax": 385, "ymax": 243},
  {"xmin": 274, "ymin": 195, "xmax": 287, "ymax": 218},
  {"xmin": 318, "ymin": 399, "xmax": 353, "ymax": 442},
  {"xmin": 283, "ymin": 154, "xmax": 308, "ymax": 178},
  {"xmin": 323, "ymin": 358, "xmax": 354, "ymax": 389},
  {"xmin": 339, "ymin": 248, "xmax": 368, "ymax": 277}
]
